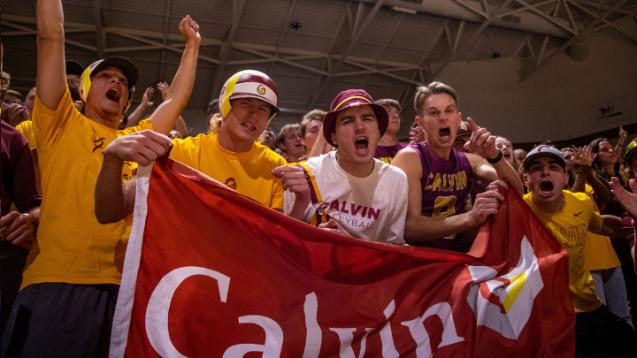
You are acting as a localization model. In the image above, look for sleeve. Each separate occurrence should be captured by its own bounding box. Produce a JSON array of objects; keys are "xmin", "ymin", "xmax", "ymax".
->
[
  {"xmin": 385, "ymin": 170, "xmax": 408, "ymax": 244},
  {"xmin": 32, "ymin": 87, "xmax": 77, "ymax": 150},
  {"xmin": 118, "ymin": 118, "xmax": 153, "ymax": 135},
  {"xmin": 11, "ymin": 134, "xmax": 42, "ymax": 212},
  {"xmin": 169, "ymin": 136, "xmax": 198, "ymax": 168},
  {"xmin": 270, "ymin": 156, "xmax": 288, "ymax": 211}
]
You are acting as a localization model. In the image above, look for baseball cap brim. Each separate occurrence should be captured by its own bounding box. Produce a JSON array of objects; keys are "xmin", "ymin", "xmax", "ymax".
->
[
  {"xmin": 91, "ymin": 57, "xmax": 139, "ymax": 88},
  {"xmin": 522, "ymin": 147, "xmax": 566, "ymax": 170},
  {"xmin": 323, "ymin": 102, "xmax": 388, "ymax": 146}
]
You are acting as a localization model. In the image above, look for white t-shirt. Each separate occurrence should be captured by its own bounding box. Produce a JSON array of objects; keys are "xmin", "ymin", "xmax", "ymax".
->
[{"xmin": 284, "ymin": 151, "xmax": 408, "ymax": 244}]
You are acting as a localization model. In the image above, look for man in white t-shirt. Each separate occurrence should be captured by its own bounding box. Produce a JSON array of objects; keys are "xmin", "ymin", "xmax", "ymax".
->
[{"xmin": 273, "ymin": 89, "xmax": 408, "ymax": 244}]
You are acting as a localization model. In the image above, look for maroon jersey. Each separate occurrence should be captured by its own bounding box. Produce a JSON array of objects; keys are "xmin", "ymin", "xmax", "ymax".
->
[
  {"xmin": 412, "ymin": 141, "xmax": 475, "ymax": 252},
  {"xmin": 374, "ymin": 143, "xmax": 406, "ymax": 164}
]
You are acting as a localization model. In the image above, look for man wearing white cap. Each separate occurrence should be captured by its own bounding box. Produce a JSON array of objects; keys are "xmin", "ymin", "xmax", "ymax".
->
[{"xmin": 95, "ymin": 70, "xmax": 287, "ymax": 226}]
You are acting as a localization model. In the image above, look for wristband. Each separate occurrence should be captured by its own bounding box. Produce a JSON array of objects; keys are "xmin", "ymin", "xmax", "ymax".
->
[{"xmin": 487, "ymin": 151, "xmax": 503, "ymax": 164}]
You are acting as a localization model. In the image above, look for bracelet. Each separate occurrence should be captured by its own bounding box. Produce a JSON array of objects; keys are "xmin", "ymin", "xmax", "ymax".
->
[{"xmin": 487, "ymin": 151, "xmax": 503, "ymax": 164}]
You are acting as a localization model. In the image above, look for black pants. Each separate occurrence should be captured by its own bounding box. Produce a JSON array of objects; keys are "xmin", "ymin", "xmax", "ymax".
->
[
  {"xmin": 1, "ymin": 282, "xmax": 119, "ymax": 358},
  {"xmin": 576, "ymin": 305, "xmax": 637, "ymax": 358},
  {"xmin": 0, "ymin": 243, "xmax": 27, "ymax": 339}
]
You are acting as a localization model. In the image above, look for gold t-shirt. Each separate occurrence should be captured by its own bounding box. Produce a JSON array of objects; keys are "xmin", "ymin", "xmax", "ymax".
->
[
  {"xmin": 170, "ymin": 132, "xmax": 286, "ymax": 210},
  {"xmin": 582, "ymin": 184, "xmax": 620, "ymax": 271},
  {"xmin": 22, "ymin": 88, "xmax": 152, "ymax": 288},
  {"xmin": 16, "ymin": 120, "xmax": 36, "ymax": 150},
  {"xmin": 523, "ymin": 190, "xmax": 604, "ymax": 313}
]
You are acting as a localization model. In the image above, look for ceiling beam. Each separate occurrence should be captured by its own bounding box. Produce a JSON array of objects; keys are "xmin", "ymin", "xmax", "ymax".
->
[
  {"xmin": 307, "ymin": 0, "xmax": 386, "ymax": 108},
  {"xmin": 158, "ymin": 0, "xmax": 173, "ymax": 81},
  {"xmin": 93, "ymin": 0, "xmax": 105, "ymax": 58},
  {"xmin": 566, "ymin": 0, "xmax": 637, "ymax": 44},
  {"xmin": 208, "ymin": 0, "xmax": 247, "ymax": 103},
  {"xmin": 268, "ymin": 0, "xmax": 298, "ymax": 77},
  {"xmin": 523, "ymin": 0, "xmax": 628, "ymax": 79}
]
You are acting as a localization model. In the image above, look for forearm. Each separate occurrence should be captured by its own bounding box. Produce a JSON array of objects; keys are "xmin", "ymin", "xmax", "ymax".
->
[
  {"xmin": 571, "ymin": 168, "xmax": 588, "ymax": 193},
  {"xmin": 95, "ymin": 155, "xmax": 133, "ymax": 223},
  {"xmin": 587, "ymin": 171, "xmax": 612, "ymax": 208},
  {"xmin": 127, "ymin": 102, "xmax": 150, "ymax": 126},
  {"xmin": 404, "ymin": 212, "xmax": 475, "ymax": 243},
  {"xmin": 492, "ymin": 159, "xmax": 524, "ymax": 195},
  {"xmin": 36, "ymin": 0, "xmax": 67, "ymax": 108},
  {"xmin": 152, "ymin": 42, "xmax": 199, "ymax": 134}
]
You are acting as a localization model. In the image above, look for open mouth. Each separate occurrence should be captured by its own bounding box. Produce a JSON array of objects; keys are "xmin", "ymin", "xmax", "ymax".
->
[
  {"xmin": 539, "ymin": 180, "xmax": 554, "ymax": 193},
  {"xmin": 241, "ymin": 122, "xmax": 256, "ymax": 131},
  {"xmin": 355, "ymin": 137, "xmax": 369, "ymax": 151},
  {"xmin": 105, "ymin": 88, "xmax": 121, "ymax": 102},
  {"xmin": 439, "ymin": 127, "xmax": 451, "ymax": 138}
]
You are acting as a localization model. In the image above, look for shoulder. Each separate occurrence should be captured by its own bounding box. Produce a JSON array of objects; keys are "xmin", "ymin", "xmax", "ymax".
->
[
  {"xmin": 565, "ymin": 190, "xmax": 592, "ymax": 203},
  {"xmin": 377, "ymin": 159, "xmax": 407, "ymax": 180},
  {"xmin": 172, "ymin": 133, "xmax": 207, "ymax": 147},
  {"xmin": 255, "ymin": 142, "xmax": 287, "ymax": 165}
]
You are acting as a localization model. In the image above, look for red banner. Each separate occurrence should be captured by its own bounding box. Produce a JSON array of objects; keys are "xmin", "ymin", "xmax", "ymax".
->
[{"xmin": 109, "ymin": 158, "xmax": 574, "ymax": 357}]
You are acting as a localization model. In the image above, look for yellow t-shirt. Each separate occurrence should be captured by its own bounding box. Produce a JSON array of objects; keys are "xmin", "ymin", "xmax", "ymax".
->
[
  {"xmin": 582, "ymin": 184, "xmax": 621, "ymax": 271},
  {"xmin": 170, "ymin": 132, "xmax": 286, "ymax": 210},
  {"xmin": 16, "ymin": 120, "xmax": 36, "ymax": 150},
  {"xmin": 523, "ymin": 190, "xmax": 604, "ymax": 313},
  {"xmin": 22, "ymin": 88, "xmax": 152, "ymax": 288}
]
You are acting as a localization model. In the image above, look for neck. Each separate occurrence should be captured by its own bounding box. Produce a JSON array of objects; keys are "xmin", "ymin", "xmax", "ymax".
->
[
  {"xmin": 336, "ymin": 153, "xmax": 374, "ymax": 178},
  {"xmin": 532, "ymin": 192, "xmax": 564, "ymax": 213},
  {"xmin": 428, "ymin": 142, "xmax": 452, "ymax": 160},
  {"xmin": 286, "ymin": 153, "xmax": 303, "ymax": 162},
  {"xmin": 602, "ymin": 162, "xmax": 616, "ymax": 175},
  {"xmin": 377, "ymin": 133, "xmax": 398, "ymax": 146},
  {"xmin": 217, "ymin": 127, "xmax": 253, "ymax": 153},
  {"xmin": 85, "ymin": 108, "xmax": 120, "ymax": 129}
]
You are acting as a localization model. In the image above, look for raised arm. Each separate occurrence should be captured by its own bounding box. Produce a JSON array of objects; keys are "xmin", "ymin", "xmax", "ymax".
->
[
  {"xmin": 150, "ymin": 16, "xmax": 201, "ymax": 134},
  {"xmin": 465, "ymin": 118, "xmax": 524, "ymax": 195},
  {"xmin": 36, "ymin": 0, "xmax": 67, "ymax": 108}
]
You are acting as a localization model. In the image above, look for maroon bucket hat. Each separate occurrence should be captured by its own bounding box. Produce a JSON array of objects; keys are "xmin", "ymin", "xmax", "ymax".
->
[{"xmin": 322, "ymin": 89, "xmax": 388, "ymax": 146}]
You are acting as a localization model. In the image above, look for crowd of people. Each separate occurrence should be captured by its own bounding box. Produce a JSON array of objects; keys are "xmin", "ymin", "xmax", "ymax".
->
[{"xmin": 1, "ymin": 1, "xmax": 637, "ymax": 357}]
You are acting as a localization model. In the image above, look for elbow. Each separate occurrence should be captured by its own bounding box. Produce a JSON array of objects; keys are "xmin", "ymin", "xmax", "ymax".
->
[{"xmin": 37, "ymin": 23, "xmax": 64, "ymax": 42}]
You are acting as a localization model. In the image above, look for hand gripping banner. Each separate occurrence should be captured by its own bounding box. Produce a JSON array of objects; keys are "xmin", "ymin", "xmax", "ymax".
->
[{"xmin": 109, "ymin": 158, "xmax": 574, "ymax": 357}]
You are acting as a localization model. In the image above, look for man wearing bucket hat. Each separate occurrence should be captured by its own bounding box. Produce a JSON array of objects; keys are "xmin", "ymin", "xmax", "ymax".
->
[
  {"xmin": 0, "ymin": 0, "xmax": 201, "ymax": 354},
  {"xmin": 521, "ymin": 144, "xmax": 636, "ymax": 357},
  {"xmin": 273, "ymin": 89, "xmax": 407, "ymax": 243},
  {"xmin": 392, "ymin": 81, "xmax": 523, "ymax": 252}
]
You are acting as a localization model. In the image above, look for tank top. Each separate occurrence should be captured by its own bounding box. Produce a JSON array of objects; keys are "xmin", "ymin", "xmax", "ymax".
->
[{"xmin": 413, "ymin": 141, "xmax": 476, "ymax": 252}]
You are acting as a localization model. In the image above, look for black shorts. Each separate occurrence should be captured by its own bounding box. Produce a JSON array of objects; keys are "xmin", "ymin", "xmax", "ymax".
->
[{"xmin": 1, "ymin": 282, "xmax": 118, "ymax": 358}]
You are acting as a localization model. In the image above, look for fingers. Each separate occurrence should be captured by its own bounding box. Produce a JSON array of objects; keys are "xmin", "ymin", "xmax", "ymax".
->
[
  {"xmin": 0, "ymin": 212, "xmax": 19, "ymax": 236},
  {"xmin": 318, "ymin": 219, "xmax": 338, "ymax": 229},
  {"xmin": 487, "ymin": 179, "xmax": 509, "ymax": 192},
  {"xmin": 272, "ymin": 166, "xmax": 310, "ymax": 194},
  {"xmin": 476, "ymin": 188, "xmax": 505, "ymax": 202},
  {"xmin": 466, "ymin": 117, "xmax": 479, "ymax": 132},
  {"xmin": 104, "ymin": 130, "xmax": 172, "ymax": 164},
  {"xmin": 630, "ymin": 178, "xmax": 637, "ymax": 194},
  {"xmin": 1, "ymin": 212, "xmax": 33, "ymax": 248}
]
